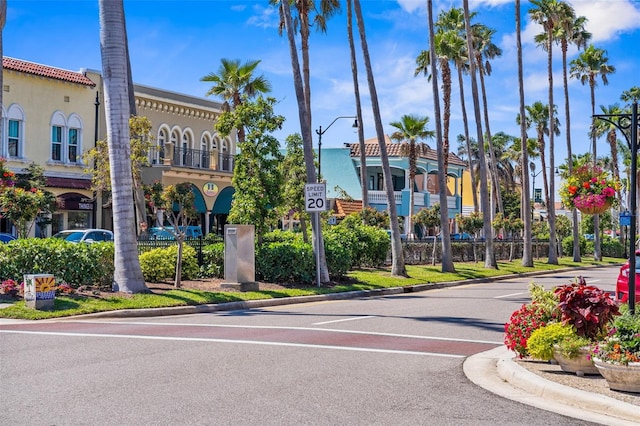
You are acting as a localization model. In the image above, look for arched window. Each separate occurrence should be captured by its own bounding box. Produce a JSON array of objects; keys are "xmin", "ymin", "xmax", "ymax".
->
[
  {"xmin": 50, "ymin": 111, "xmax": 66, "ymax": 162},
  {"xmin": 7, "ymin": 104, "xmax": 26, "ymax": 159},
  {"xmin": 67, "ymin": 114, "xmax": 83, "ymax": 164},
  {"xmin": 200, "ymin": 134, "xmax": 210, "ymax": 169},
  {"xmin": 157, "ymin": 127, "xmax": 168, "ymax": 164}
]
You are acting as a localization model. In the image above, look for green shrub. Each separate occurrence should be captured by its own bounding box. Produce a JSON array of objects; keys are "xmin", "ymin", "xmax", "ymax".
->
[
  {"xmin": 324, "ymin": 234, "xmax": 351, "ymax": 278},
  {"xmin": 200, "ymin": 242, "xmax": 225, "ymax": 278},
  {"xmin": 328, "ymin": 220, "xmax": 390, "ymax": 268},
  {"xmin": 527, "ymin": 323, "xmax": 575, "ymax": 361},
  {"xmin": 139, "ymin": 244, "xmax": 198, "ymax": 282},
  {"xmin": 263, "ymin": 229, "xmax": 304, "ymax": 243},
  {"xmin": 561, "ymin": 236, "xmax": 590, "ymax": 257},
  {"xmin": 601, "ymin": 236, "xmax": 623, "ymax": 258},
  {"xmin": 0, "ymin": 238, "xmax": 114, "ymax": 288},
  {"xmin": 256, "ymin": 241, "xmax": 314, "ymax": 284},
  {"xmin": 203, "ymin": 232, "xmax": 223, "ymax": 245}
]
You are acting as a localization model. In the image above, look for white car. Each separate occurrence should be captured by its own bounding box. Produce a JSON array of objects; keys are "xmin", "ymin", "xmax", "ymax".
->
[{"xmin": 52, "ymin": 229, "xmax": 114, "ymax": 243}]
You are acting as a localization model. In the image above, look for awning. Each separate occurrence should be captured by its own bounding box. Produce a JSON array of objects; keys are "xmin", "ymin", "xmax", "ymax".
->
[
  {"xmin": 212, "ymin": 186, "xmax": 234, "ymax": 214},
  {"xmin": 57, "ymin": 192, "xmax": 94, "ymax": 210}
]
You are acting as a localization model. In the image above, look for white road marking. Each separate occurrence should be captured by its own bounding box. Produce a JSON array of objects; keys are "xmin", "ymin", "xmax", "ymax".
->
[
  {"xmin": 495, "ymin": 292, "xmax": 525, "ymax": 299},
  {"xmin": 56, "ymin": 320, "xmax": 503, "ymax": 345},
  {"xmin": 313, "ymin": 316, "xmax": 375, "ymax": 325},
  {"xmin": 0, "ymin": 330, "xmax": 466, "ymax": 358}
]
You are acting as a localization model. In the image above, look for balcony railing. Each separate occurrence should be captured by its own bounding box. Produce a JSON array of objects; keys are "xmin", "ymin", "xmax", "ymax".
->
[
  {"xmin": 147, "ymin": 146, "xmax": 234, "ymax": 172},
  {"xmin": 367, "ymin": 190, "xmax": 460, "ymax": 213}
]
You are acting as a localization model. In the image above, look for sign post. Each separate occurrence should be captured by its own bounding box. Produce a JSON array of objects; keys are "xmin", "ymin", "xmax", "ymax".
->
[{"xmin": 305, "ymin": 183, "xmax": 326, "ymax": 288}]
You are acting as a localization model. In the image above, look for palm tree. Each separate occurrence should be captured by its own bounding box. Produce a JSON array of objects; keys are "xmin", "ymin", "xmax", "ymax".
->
[
  {"xmin": 0, "ymin": 0, "xmax": 6, "ymax": 113},
  {"xmin": 200, "ymin": 59, "xmax": 271, "ymax": 143},
  {"xmin": 570, "ymin": 43, "xmax": 616, "ymax": 261},
  {"xmin": 517, "ymin": 101, "xmax": 560, "ymax": 226},
  {"xmin": 346, "ymin": 0, "xmax": 368, "ymax": 208},
  {"xmin": 530, "ymin": 0, "xmax": 563, "ymax": 265},
  {"xmin": 554, "ymin": 3, "xmax": 590, "ymax": 262},
  {"xmin": 281, "ymin": 0, "xmax": 331, "ymax": 283},
  {"xmin": 354, "ymin": 0, "xmax": 407, "ymax": 276},
  {"xmin": 389, "ymin": 114, "xmax": 435, "ymax": 240},
  {"xmin": 470, "ymin": 23, "xmax": 504, "ymax": 217},
  {"xmin": 427, "ymin": 0, "xmax": 456, "ymax": 273},
  {"xmin": 98, "ymin": 0, "xmax": 147, "ymax": 293},
  {"xmin": 463, "ymin": 0, "xmax": 495, "ymax": 269},
  {"xmin": 272, "ymin": 0, "xmax": 340, "ymax": 129},
  {"xmin": 621, "ymin": 86, "xmax": 640, "ymax": 104}
]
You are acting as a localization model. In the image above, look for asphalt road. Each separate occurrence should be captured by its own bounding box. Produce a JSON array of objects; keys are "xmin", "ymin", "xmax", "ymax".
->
[{"xmin": 0, "ymin": 266, "xmax": 617, "ymax": 425}]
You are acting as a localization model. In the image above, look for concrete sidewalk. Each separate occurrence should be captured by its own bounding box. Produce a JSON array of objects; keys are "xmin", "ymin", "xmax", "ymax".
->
[{"xmin": 464, "ymin": 346, "xmax": 640, "ymax": 426}]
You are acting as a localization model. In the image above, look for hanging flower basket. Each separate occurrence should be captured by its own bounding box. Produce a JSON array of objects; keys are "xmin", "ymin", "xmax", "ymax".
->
[
  {"xmin": 576, "ymin": 198, "xmax": 613, "ymax": 215},
  {"xmin": 560, "ymin": 164, "xmax": 620, "ymax": 215}
]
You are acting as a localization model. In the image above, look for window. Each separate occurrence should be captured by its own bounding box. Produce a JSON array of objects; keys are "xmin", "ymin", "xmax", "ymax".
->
[
  {"xmin": 8, "ymin": 120, "xmax": 20, "ymax": 158},
  {"xmin": 68, "ymin": 128, "xmax": 78, "ymax": 163},
  {"xmin": 52, "ymin": 126, "xmax": 63, "ymax": 161},
  {"xmin": 157, "ymin": 128, "xmax": 167, "ymax": 164}
]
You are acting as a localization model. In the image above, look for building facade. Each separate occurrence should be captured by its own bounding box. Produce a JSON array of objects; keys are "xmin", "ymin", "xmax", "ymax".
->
[{"xmin": 1, "ymin": 57, "xmax": 235, "ymax": 238}]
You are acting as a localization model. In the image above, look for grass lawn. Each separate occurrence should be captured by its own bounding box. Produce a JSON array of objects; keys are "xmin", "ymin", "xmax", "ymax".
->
[{"xmin": 0, "ymin": 257, "xmax": 622, "ymax": 320}]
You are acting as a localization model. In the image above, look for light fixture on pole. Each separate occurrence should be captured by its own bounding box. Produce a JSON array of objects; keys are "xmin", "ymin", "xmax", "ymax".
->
[
  {"xmin": 530, "ymin": 162, "xmax": 542, "ymax": 217},
  {"xmin": 593, "ymin": 102, "xmax": 639, "ymax": 314},
  {"xmin": 316, "ymin": 116, "xmax": 358, "ymax": 182}
]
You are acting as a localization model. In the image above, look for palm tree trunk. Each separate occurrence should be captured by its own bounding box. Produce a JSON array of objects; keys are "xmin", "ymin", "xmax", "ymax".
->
[
  {"xmin": 546, "ymin": 30, "xmax": 558, "ymax": 264},
  {"xmin": 281, "ymin": 0, "xmax": 330, "ymax": 282},
  {"xmin": 516, "ymin": 0, "xmax": 533, "ymax": 267},
  {"xmin": 457, "ymin": 66, "xmax": 478, "ymax": 212},
  {"xmin": 347, "ymin": 0, "xmax": 368, "ymax": 208},
  {"xmin": 590, "ymin": 81, "xmax": 602, "ymax": 261},
  {"xmin": 463, "ymin": 0, "xmax": 496, "ymax": 269},
  {"xmin": 99, "ymin": 0, "xmax": 147, "ymax": 293},
  {"xmin": 428, "ymin": 0, "xmax": 455, "ymax": 272},
  {"xmin": 354, "ymin": 0, "xmax": 406, "ymax": 277}
]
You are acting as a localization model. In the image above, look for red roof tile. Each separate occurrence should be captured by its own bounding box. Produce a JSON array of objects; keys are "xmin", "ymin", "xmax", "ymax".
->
[
  {"xmin": 348, "ymin": 135, "xmax": 467, "ymax": 167},
  {"xmin": 3, "ymin": 57, "xmax": 96, "ymax": 87}
]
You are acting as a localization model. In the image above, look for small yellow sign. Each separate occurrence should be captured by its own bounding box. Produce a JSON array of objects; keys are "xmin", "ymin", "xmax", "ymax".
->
[{"xmin": 203, "ymin": 182, "xmax": 219, "ymax": 197}]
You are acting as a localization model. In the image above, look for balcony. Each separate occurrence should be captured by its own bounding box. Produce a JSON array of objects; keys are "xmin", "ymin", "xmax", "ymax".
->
[
  {"xmin": 367, "ymin": 190, "xmax": 460, "ymax": 217},
  {"xmin": 147, "ymin": 145, "xmax": 234, "ymax": 172}
]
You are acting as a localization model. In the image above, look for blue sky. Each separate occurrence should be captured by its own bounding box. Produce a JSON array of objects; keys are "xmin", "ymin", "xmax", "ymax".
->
[{"xmin": 5, "ymin": 0, "xmax": 640, "ymax": 182}]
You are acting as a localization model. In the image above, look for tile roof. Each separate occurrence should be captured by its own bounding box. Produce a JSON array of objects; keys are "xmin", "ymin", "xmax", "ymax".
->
[
  {"xmin": 3, "ymin": 57, "xmax": 96, "ymax": 87},
  {"xmin": 348, "ymin": 135, "xmax": 467, "ymax": 167},
  {"xmin": 334, "ymin": 199, "xmax": 363, "ymax": 218}
]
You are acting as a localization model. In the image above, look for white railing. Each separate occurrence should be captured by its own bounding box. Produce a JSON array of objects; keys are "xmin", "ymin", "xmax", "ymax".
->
[{"xmin": 368, "ymin": 190, "xmax": 458, "ymax": 210}]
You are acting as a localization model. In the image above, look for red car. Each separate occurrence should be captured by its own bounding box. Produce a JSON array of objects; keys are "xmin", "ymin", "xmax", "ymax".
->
[{"xmin": 616, "ymin": 251, "xmax": 640, "ymax": 303}]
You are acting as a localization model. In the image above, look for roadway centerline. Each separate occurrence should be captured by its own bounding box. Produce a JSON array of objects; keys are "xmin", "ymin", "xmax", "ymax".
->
[
  {"xmin": 494, "ymin": 292, "xmax": 526, "ymax": 299},
  {"xmin": 313, "ymin": 316, "xmax": 375, "ymax": 325}
]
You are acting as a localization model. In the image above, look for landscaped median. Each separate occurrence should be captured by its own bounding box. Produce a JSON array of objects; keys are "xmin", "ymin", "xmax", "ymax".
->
[{"xmin": 0, "ymin": 258, "xmax": 622, "ymax": 320}]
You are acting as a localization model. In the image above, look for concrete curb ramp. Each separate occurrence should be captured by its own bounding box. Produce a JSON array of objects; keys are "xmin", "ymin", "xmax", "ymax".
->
[{"xmin": 464, "ymin": 346, "xmax": 640, "ymax": 426}]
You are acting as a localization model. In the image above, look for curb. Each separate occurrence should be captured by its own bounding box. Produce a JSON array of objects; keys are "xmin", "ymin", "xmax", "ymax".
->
[{"xmin": 465, "ymin": 346, "xmax": 640, "ymax": 426}]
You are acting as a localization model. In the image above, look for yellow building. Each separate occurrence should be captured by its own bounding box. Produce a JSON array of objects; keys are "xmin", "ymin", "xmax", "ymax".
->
[{"xmin": 2, "ymin": 57, "xmax": 235, "ymax": 237}]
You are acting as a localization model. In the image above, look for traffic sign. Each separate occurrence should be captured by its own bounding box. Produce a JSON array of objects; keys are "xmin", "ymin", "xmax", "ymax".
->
[
  {"xmin": 620, "ymin": 211, "xmax": 631, "ymax": 226},
  {"xmin": 305, "ymin": 183, "xmax": 326, "ymax": 212}
]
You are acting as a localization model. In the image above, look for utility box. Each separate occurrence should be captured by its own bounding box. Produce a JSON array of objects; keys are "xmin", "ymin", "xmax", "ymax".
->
[
  {"xmin": 221, "ymin": 225, "xmax": 258, "ymax": 292},
  {"xmin": 24, "ymin": 274, "xmax": 56, "ymax": 310}
]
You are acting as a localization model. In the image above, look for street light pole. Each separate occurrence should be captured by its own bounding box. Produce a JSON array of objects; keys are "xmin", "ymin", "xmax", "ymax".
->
[
  {"xmin": 315, "ymin": 116, "xmax": 358, "ymax": 183},
  {"xmin": 530, "ymin": 162, "xmax": 542, "ymax": 216},
  {"xmin": 594, "ymin": 101, "xmax": 638, "ymax": 314}
]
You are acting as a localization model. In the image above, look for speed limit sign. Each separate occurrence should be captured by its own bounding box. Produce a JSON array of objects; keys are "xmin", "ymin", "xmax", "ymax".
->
[{"xmin": 305, "ymin": 183, "xmax": 326, "ymax": 212}]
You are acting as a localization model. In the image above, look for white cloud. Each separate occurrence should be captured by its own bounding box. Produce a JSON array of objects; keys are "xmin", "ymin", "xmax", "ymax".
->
[
  {"xmin": 246, "ymin": 4, "xmax": 279, "ymax": 29},
  {"xmin": 570, "ymin": 0, "xmax": 640, "ymax": 42}
]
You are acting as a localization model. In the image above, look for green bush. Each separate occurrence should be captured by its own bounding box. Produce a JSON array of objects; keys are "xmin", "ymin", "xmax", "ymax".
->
[
  {"xmin": 328, "ymin": 220, "xmax": 390, "ymax": 268},
  {"xmin": 203, "ymin": 232, "xmax": 223, "ymax": 245},
  {"xmin": 0, "ymin": 238, "xmax": 114, "ymax": 288},
  {"xmin": 527, "ymin": 323, "xmax": 575, "ymax": 361},
  {"xmin": 601, "ymin": 236, "xmax": 624, "ymax": 258},
  {"xmin": 324, "ymin": 234, "xmax": 352, "ymax": 278},
  {"xmin": 256, "ymin": 241, "xmax": 315, "ymax": 284},
  {"xmin": 139, "ymin": 244, "xmax": 198, "ymax": 282},
  {"xmin": 263, "ymin": 229, "xmax": 304, "ymax": 243},
  {"xmin": 200, "ymin": 242, "xmax": 225, "ymax": 278},
  {"xmin": 561, "ymin": 236, "xmax": 589, "ymax": 257}
]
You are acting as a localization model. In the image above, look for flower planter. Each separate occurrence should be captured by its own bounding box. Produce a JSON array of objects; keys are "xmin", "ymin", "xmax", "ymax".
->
[
  {"xmin": 553, "ymin": 346, "xmax": 600, "ymax": 376},
  {"xmin": 593, "ymin": 359, "xmax": 640, "ymax": 393},
  {"xmin": 576, "ymin": 199, "xmax": 612, "ymax": 215}
]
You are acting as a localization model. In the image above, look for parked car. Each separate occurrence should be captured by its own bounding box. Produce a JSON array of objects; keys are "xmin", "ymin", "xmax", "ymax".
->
[
  {"xmin": 615, "ymin": 250, "xmax": 640, "ymax": 303},
  {"xmin": 52, "ymin": 229, "xmax": 114, "ymax": 243},
  {"xmin": 147, "ymin": 226, "xmax": 203, "ymax": 240},
  {"xmin": 451, "ymin": 232, "xmax": 472, "ymax": 241},
  {"xmin": 0, "ymin": 232, "xmax": 16, "ymax": 243}
]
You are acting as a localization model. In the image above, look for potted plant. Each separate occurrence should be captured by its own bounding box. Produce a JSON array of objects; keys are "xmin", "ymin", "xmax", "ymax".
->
[
  {"xmin": 504, "ymin": 283, "xmax": 559, "ymax": 358},
  {"xmin": 559, "ymin": 164, "xmax": 620, "ymax": 215},
  {"xmin": 551, "ymin": 277, "xmax": 620, "ymax": 375},
  {"xmin": 591, "ymin": 309, "xmax": 640, "ymax": 392}
]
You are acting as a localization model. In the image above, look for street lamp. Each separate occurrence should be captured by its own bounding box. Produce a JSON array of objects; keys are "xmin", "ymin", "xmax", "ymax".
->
[
  {"xmin": 316, "ymin": 116, "xmax": 358, "ymax": 182},
  {"xmin": 530, "ymin": 162, "xmax": 542, "ymax": 208},
  {"xmin": 594, "ymin": 102, "xmax": 639, "ymax": 314}
]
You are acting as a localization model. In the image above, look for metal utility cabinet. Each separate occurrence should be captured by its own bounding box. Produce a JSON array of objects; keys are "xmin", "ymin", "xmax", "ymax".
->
[{"xmin": 221, "ymin": 225, "xmax": 258, "ymax": 291}]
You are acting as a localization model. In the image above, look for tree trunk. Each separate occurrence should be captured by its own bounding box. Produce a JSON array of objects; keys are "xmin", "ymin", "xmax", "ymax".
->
[
  {"xmin": 463, "ymin": 0, "xmax": 496, "ymax": 269},
  {"xmin": 546, "ymin": 29, "xmax": 558, "ymax": 264},
  {"xmin": 99, "ymin": 0, "xmax": 147, "ymax": 293},
  {"xmin": 354, "ymin": 0, "xmax": 406, "ymax": 277},
  {"xmin": 281, "ymin": 0, "xmax": 330, "ymax": 282}
]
